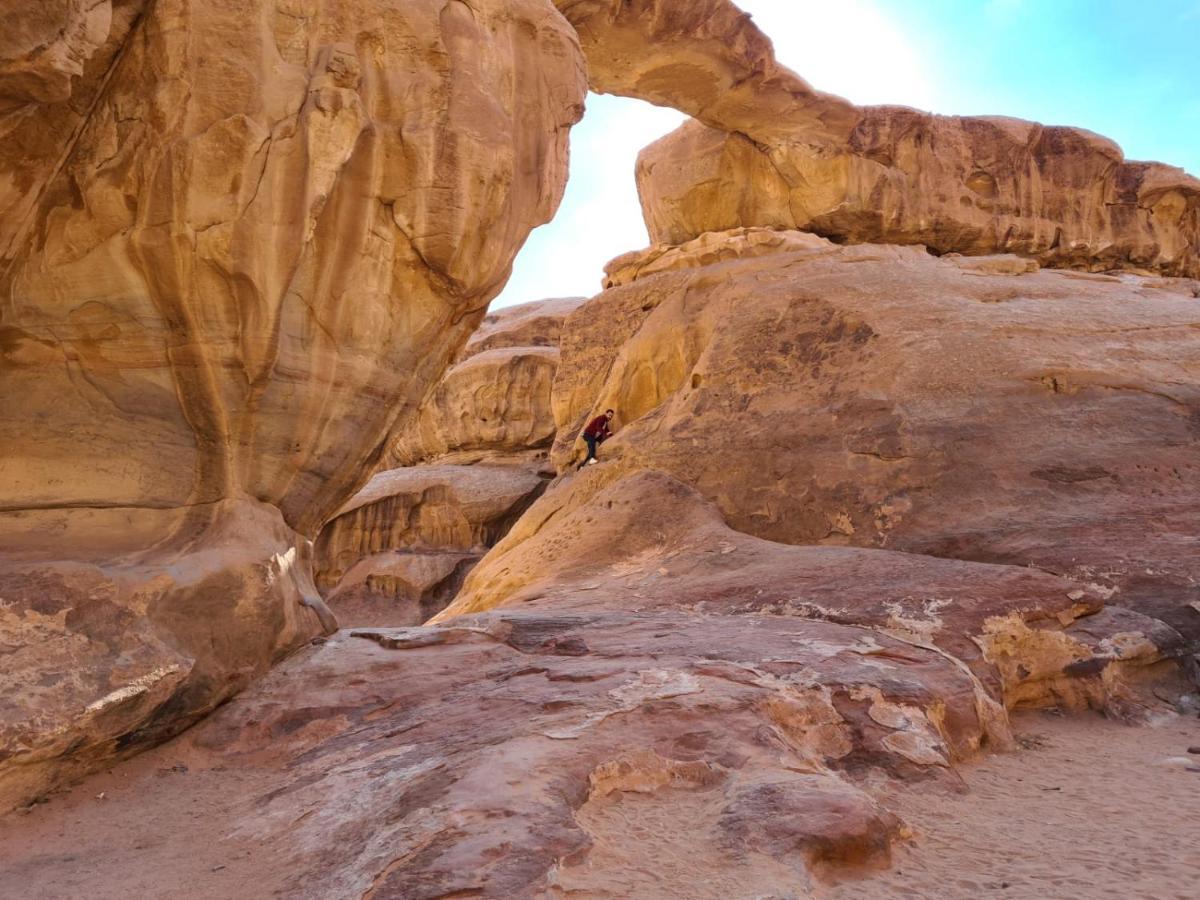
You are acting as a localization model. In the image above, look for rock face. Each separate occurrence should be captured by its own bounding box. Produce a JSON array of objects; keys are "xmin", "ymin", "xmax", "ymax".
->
[
  {"xmin": 3, "ymin": 0, "xmax": 1198, "ymax": 891},
  {"xmin": 604, "ymin": 225, "xmax": 831, "ymax": 287},
  {"xmin": 385, "ymin": 297, "xmax": 583, "ymax": 467},
  {"xmin": 637, "ymin": 116, "xmax": 1200, "ymax": 278},
  {"xmin": 452, "ymin": 235, "xmax": 1200, "ymax": 649},
  {"xmin": 0, "ymin": 1, "xmax": 116, "ymax": 106},
  {"xmin": 0, "ymin": 472, "xmax": 1184, "ymax": 897},
  {"xmin": 314, "ymin": 297, "xmax": 582, "ymax": 626},
  {"xmin": 411, "ymin": 235, "xmax": 1199, "ymax": 891},
  {"xmin": 551, "ymin": 0, "xmax": 858, "ymax": 146},
  {"xmin": 549, "ymin": 0, "xmax": 1199, "ymax": 278},
  {"xmin": 0, "ymin": 500, "xmax": 327, "ymax": 814},
  {"xmin": 313, "ymin": 465, "xmax": 546, "ymax": 627},
  {"xmin": 0, "ymin": 0, "xmax": 586, "ymax": 812}
]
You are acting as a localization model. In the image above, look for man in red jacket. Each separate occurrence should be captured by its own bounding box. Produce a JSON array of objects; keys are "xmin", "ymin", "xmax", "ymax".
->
[{"xmin": 579, "ymin": 409, "xmax": 615, "ymax": 468}]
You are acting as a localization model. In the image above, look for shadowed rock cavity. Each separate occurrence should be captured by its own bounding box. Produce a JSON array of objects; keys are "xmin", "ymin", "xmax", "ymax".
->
[{"xmin": 312, "ymin": 297, "xmax": 582, "ymax": 626}]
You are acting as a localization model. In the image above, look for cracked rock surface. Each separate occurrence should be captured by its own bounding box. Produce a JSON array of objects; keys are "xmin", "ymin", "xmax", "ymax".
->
[{"xmin": 1, "ymin": 0, "xmax": 1198, "ymax": 893}]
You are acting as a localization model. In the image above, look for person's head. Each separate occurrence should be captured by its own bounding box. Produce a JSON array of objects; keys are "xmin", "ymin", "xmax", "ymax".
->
[{"xmin": 604, "ymin": 409, "xmax": 614, "ymax": 420}]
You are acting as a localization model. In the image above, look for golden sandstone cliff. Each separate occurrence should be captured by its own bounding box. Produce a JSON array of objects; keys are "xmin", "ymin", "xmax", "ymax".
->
[
  {"xmin": 0, "ymin": 0, "xmax": 586, "ymax": 811},
  {"xmin": 1, "ymin": 0, "xmax": 1199, "ymax": 896}
]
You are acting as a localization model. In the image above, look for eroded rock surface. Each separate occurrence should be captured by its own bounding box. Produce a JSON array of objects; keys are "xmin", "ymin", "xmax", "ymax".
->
[
  {"xmin": 314, "ymin": 297, "xmax": 581, "ymax": 625},
  {"xmin": 552, "ymin": 0, "xmax": 858, "ymax": 146},
  {"xmin": 314, "ymin": 465, "xmax": 546, "ymax": 627},
  {"xmin": 0, "ymin": 0, "xmax": 586, "ymax": 811},
  {"xmin": 638, "ymin": 116, "xmax": 1200, "ymax": 277},
  {"xmin": 0, "ymin": 472, "xmax": 1185, "ymax": 898},
  {"xmin": 550, "ymin": 0, "xmax": 1199, "ymax": 278},
  {"xmin": 3, "ymin": 0, "xmax": 1198, "ymax": 891},
  {"xmin": 457, "ymin": 237, "xmax": 1200, "ymax": 650},
  {"xmin": 385, "ymin": 297, "xmax": 582, "ymax": 468}
]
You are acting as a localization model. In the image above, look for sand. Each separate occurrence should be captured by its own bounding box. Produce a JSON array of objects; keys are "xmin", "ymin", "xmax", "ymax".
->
[
  {"xmin": 825, "ymin": 710, "xmax": 1200, "ymax": 900},
  {"xmin": 1, "ymin": 710, "xmax": 1198, "ymax": 899}
]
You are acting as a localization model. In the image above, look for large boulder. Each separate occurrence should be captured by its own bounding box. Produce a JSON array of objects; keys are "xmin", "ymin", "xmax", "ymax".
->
[
  {"xmin": 0, "ymin": 499, "xmax": 326, "ymax": 812},
  {"xmin": 0, "ymin": 0, "xmax": 586, "ymax": 811}
]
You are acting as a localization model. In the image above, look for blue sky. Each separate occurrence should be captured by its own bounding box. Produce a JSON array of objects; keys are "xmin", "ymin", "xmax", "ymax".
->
[{"xmin": 494, "ymin": 0, "xmax": 1200, "ymax": 307}]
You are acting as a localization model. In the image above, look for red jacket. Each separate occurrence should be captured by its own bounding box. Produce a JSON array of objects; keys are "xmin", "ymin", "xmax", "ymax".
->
[{"xmin": 583, "ymin": 414, "xmax": 612, "ymax": 441}]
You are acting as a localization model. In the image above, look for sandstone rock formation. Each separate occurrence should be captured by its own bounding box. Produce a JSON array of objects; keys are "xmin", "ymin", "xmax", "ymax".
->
[
  {"xmin": 0, "ymin": 472, "xmax": 1187, "ymax": 897},
  {"xmin": 416, "ymin": 233, "xmax": 1199, "ymax": 891},
  {"xmin": 604, "ymin": 225, "xmax": 830, "ymax": 287},
  {"xmin": 0, "ymin": 0, "xmax": 586, "ymax": 812},
  {"xmin": 637, "ymin": 116, "xmax": 1200, "ymax": 278},
  {"xmin": 452, "ymin": 235, "xmax": 1200, "ymax": 649},
  {"xmin": 314, "ymin": 297, "xmax": 582, "ymax": 625},
  {"xmin": 551, "ymin": 0, "xmax": 858, "ymax": 146},
  {"xmin": 385, "ymin": 296, "xmax": 583, "ymax": 467},
  {"xmin": 548, "ymin": 0, "xmax": 1198, "ymax": 278},
  {"xmin": 3, "ymin": 0, "xmax": 1199, "ymax": 893},
  {"xmin": 0, "ymin": 1, "xmax": 115, "ymax": 106},
  {"xmin": 444, "ymin": 470, "xmax": 1184, "ymax": 716},
  {"xmin": 314, "ymin": 465, "xmax": 546, "ymax": 626}
]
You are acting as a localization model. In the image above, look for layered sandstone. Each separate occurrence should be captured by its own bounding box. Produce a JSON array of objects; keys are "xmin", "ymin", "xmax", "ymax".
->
[
  {"xmin": 385, "ymin": 297, "xmax": 581, "ymax": 467},
  {"xmin": 0, "ymin": 471, "xmax": 1189, "ymax": 897},
  {"xmin": 415, "ymin": 236, "xmax": 1199, "ymax": 889},
  {"xmin": 453, "ymin": 236, "xmax": 1200, "ymax": 650},
  {"xmin": 604, "ymin": 225, "xmax": 831, "ymax": 287},
  {"xmin": 0, "ymin": 0, "xmax": 586, "ymax": 811},
  {"xmin": 2, "ymin": 0, "xmax": 1198, "ymax": 889},
  {"xmin": 552, "ymin": 0, "xmax": 858, "ymax": 146},
  {"xmin": 463, "ymin": 294, "xmax": 583, "ymax": 357},
  {"xmin": 314, "ymin": 297, "xmax": 580, "ymax": 625},
  {"xmin": 313, "ymin": 465, "xmax": 546, "ymax": 626},
  {"xmin": 547, "ymin": 0, "xmax": 1198, "ymax": 278},
  {"xmin": 637, "ymin": 116, "xmax": 1200, "ymax": 277}
]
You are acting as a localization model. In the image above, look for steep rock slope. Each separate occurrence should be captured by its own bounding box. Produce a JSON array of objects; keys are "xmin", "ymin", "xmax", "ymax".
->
[
  {"xmin": 451, "ymin": 237, "xmax": 1200, "ymax": 647},
  {"xmin": 0, "ymin": 0, "xmax": 586, "ymax": 812}
]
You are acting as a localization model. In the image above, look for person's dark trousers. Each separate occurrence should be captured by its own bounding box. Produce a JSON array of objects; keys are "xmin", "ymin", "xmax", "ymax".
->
[{"xmin": 580, "ymin": 434, "xmax": 598, "ymax": 468}]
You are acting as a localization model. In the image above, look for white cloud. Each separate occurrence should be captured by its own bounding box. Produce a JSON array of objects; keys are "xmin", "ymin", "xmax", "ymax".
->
[
  {"xmin": 740, "ymin": 0, "xmax": 943, "ymax": 110},
  {"xmin": 494, "ymin": 93, "xmax": 684, "ymax": 307}
]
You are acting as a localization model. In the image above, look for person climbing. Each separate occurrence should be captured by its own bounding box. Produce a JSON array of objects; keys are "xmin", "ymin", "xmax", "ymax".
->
[{"xmin": 579, "ymin": 408, "xmax": 615, "ymax": 468}]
